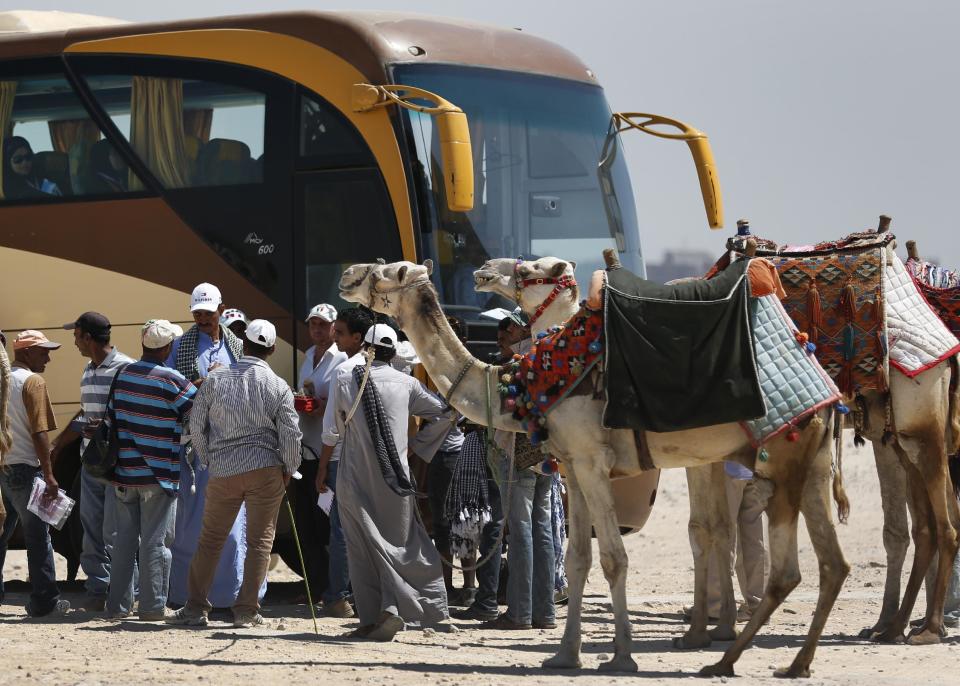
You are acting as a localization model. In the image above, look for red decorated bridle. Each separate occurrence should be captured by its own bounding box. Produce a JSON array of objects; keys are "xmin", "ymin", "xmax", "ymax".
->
[{"xmin": 514, "ymin": 257, "xmax": 578, "ymax": 328}]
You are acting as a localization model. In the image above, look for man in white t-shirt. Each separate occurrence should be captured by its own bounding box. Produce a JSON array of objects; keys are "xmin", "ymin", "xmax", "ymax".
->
[
  {"xmin": 314, "ymin": 307, "xmax": 374, "ymax": 618},
  {"xmin": 295, "ymin": 303, "xmax": 347, "ymax": 597},
  {"xmin": 0, "ymin": 330, "xmax": 70, "ymax": 617}
]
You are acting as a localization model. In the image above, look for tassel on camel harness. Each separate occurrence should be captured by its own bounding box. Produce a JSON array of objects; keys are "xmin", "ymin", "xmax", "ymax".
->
[{"xmin": 832, "ymin": 408, "xmax": 850, "ymax": 524}]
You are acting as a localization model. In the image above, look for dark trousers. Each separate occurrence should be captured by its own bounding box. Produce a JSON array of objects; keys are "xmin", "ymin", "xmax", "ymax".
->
[
  {"xmin": 0, "ymin": 464, "xmax": 61, "ymax": 615},
  {"xmin": 294, "ymin": 459, "xmax": 330, "ymax": 595},
  {"xmin": 427, "ymin": 449, "xmax": 462, "ymax": 556},
  {"xmin": 473, "ymin": 466, "xmax": 504, "ymax": 614}
]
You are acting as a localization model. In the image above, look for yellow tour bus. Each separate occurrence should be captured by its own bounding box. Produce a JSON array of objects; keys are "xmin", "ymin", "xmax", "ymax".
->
[{"xmin": 0, "ymin": 10, "xmax": 721, "ymax": 568}]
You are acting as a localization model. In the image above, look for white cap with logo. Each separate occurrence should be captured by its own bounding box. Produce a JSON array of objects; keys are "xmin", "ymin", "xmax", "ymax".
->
[
  {"xmin": 222, "ymin": 308, "xmax": 247, "ymax": 326},
  {"xmin": 142, "ymin": 319, "xmax": 183, "ymax": 349},
  {"xmin": 363, "ymin": 323, "xmax": 398, "ymax": 349},
  {"xmin": 190, "ymin": 282, "xmax": 223, "ymax": 312},
  {"xmin": 246, "ymin": 319, "xmax": 277, "ymax": 347},
  {"xmin": 306, "ymin": 303, "xmax": 337, "ymax": 323}
]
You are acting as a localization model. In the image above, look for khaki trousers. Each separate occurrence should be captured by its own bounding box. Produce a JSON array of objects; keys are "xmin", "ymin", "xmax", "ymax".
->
[
  {"xmin": 185, "ymin": 466, "xmax": 286, "ymax": 617},
  {"xmin": 705, "ymin": 475, "xmax": 768, "ymax": 616}
]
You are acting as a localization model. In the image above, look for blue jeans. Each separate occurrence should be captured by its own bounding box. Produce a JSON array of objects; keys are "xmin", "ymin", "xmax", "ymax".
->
[
  {"xmin": 80, "ymin": 468, "xmax": 119, "ymax": 598},
  {"xmin": 107, "ymin": 485, "xmax": 177, "ymax": 616},
  {"xmin": 0, "ymin": 464, "xmax": 61, "ymax": 616},
  {"xmin": 472, "ymin": 466, "xmax": 504, "ymax": 615},
  {"xmin": 322, "ymin": 460, "xmax": 350, "ymax": 604},
  {"xmin": 505, "ymin": 468, "xmax": 556, "ymax": 625}
]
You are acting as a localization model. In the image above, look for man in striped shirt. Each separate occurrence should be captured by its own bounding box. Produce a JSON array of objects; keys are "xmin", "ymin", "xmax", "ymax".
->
[
  {"xmin": 105, "ymin": 320, "xmax": 196, "ymax": 620},
  {"xmin": 52, "ymin": 311, "xmax": 134, "ymax": 612},
  {"xmin": 168, "ymin": 319, "xmax": 302, "ymax": 628}
]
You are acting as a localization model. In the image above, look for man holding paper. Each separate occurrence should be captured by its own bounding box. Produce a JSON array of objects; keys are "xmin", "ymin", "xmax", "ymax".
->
[{"xmin": 0, "ymin": 330, "xmax": 70, "ymax": 617}]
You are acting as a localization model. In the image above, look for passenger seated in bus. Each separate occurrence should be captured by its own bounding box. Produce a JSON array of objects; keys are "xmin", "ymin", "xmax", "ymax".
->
[
  {"xmin": 2, "ymin": 136, "xmax": 62, "ymax": 199},
  {"xmin": 84, "ymin": 140, "xmax": 128, "ymax": 194}
]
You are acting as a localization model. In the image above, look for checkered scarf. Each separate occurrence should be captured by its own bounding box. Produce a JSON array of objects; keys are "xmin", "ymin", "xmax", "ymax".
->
[
  {"xmin": 444, "ymin": 430, "xmax": 491, "ymax": 559},
  {"xmin": 551, "ymin": 472, "xmax": 568, "ymax": 591},
  {"xmin": 353, "ymin": 365, "xmax": 416, "ymax": 497},
  {"xmin": 174, "ymin": 324, "xmax": 244, "ymax": 381}
]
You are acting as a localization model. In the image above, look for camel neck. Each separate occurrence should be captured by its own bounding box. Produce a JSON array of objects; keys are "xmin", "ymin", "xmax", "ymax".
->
[{"xmin": 393, "ymin": 283, "xmax": 521, "ymax": 432}]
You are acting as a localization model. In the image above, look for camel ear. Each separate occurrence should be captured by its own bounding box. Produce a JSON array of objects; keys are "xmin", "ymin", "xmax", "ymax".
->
[
  {"xmin": 422, "ymin": 259, "xmax": 433, "ymax": 276},
  {"xmin": 376, "ymin": 257, "xmax": 386, "ymax": 265},
  {"xmin": 397, "ymin": 264, "xmax": 409, "ymax": 283},
  {"xmin": 569, "ymin": 260, "xmax": 577, "ymax": 271}
]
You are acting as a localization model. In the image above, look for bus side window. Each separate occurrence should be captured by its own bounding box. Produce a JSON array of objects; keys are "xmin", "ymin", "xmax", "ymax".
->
[
  {"xmin": 79, "ymin": 74, "xmax": 266, "ymax": 189},
  {"xmin": 0, "ymin": 73, "xmax": 141, "ymax": 202}
]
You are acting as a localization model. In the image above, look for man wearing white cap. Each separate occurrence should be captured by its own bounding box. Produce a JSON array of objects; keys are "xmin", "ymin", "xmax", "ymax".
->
[
  {"xmin": 0, "ymin": 330, "xmax": 70, "ymax": 617},
  {"xmin": 168, "ymin": 319, "xmax": 302, "ymax": 628},
  {"xmin": 105, "ymin": 320, "xmax": 196, "ymax": 620},
  {"xmin": 295, "ymin": 304, "xmax": 347, "ymax": 599},
  {"xmin": 329, "ymin": 323, "xmax": 453, "ymax": 640},
  {"xmin": 166, "ymin": 282, "xmax": 249, "ymax": 611}
]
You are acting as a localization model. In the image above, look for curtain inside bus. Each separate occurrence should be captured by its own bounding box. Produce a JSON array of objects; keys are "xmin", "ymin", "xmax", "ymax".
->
[
  {"xmin": 0, "ymin": 81, "xmax": 17, "ymax": 199},
  {"xmin": 129, "ymin": 76, "xmax": 191, "ymax": 190},
  {"xmin": 48, "ymin": 119, "xmax": 100, "ymax": 153}
]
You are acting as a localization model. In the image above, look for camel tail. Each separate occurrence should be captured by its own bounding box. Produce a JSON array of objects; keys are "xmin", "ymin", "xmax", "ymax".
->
[
  {"xmin": 832, "ymin": 409, "xmax": 850, "ymax": 524},
  {"xmin": 0, "ymin": 343, "xmax": 11, "ymax": 457}
]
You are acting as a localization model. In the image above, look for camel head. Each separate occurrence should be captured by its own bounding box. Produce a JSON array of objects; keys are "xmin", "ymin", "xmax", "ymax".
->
[
  {"xmin": 474, "ymin": 256, "xmax": 578, "ymax": 312},
  {"xmin": 339, "ymin": 259, "xmax": 434, "ymax": 316}
]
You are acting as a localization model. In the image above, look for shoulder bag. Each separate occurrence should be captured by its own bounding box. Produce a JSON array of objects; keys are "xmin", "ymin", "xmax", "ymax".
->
[{"xmin": 80, "ymin": 364, "xmax": 130, "ymax": 479}]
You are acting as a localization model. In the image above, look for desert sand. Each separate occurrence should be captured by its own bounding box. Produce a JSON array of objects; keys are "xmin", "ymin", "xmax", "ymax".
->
[{"xmin": 0, "ymin": 438, "xmax": 957, "ymax": 685}]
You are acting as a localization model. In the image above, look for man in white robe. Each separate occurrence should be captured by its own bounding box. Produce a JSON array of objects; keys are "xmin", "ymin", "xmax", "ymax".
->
[{"xmin": 330, "ymin": 323, "xmax": 452, "ymax": 640}]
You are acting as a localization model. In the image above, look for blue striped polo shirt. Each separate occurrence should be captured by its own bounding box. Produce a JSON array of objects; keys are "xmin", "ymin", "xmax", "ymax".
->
[{"xmin": 109, "ymin": 360, "xmax": 196, "ymax": 491}]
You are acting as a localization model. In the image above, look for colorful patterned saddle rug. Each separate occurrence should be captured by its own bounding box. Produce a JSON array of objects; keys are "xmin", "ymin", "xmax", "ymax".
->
[
  {"xmin": 726, "ymin": 231, "xmax": 960, "ymax": 387},
  {"xmin": 500, "ymin": 311, "xmax": 604, "ymax": 445},
  {"xmin": 906, "ymin": 257, "xmax": 960, "ymax": 338},
  {"xmin": 725, "ymin": 231, "xmax": 890, "ymax": 396}
]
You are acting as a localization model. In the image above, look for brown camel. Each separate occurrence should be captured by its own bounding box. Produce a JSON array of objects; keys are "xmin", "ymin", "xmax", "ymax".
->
[{"xmin": 339, "ymin": 258, "xmax": 848, "ymax": 677}]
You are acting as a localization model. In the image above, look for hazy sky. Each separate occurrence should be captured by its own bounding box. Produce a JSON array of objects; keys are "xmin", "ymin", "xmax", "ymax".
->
[{"xmin": 21, "ymin": 0, "xmax": 960, "ymax": 267}]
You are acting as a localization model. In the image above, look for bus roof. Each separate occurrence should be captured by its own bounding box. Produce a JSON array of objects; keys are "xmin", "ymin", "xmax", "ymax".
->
[{"xmin": 0, "ymin": 10, "xmax": 597, "ymax": 85}]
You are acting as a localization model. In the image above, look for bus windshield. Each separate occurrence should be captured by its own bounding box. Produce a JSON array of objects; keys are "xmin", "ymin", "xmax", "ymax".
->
[{"xmin": 397, "ymin": 64, "xmax": 642, "ymax": 317}]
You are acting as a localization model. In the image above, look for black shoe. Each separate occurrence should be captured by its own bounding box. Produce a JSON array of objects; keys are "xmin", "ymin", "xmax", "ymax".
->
[{"xmin": 451, "ymin": 605, "xmax": 498, "ymax": 621}]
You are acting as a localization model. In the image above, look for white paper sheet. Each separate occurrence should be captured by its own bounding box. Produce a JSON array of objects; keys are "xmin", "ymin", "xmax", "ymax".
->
[{"xmin": 316, "ymin": 488, "xmax": 334, "ymax": 516}]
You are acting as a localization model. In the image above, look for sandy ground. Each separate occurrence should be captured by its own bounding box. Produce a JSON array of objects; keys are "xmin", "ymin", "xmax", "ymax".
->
[{"xmin": 0, "ymin": 439, "xmax": 957, "ymax": 685}]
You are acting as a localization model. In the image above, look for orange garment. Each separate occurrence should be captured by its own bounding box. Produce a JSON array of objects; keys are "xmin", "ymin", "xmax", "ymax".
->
[{"xmin": 748, "ymin": 259, "xmax": 786, "ymax": 299}]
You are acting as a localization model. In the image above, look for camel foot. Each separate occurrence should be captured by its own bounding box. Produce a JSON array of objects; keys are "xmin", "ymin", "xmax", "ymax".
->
[
  {"xmin": 906, "ymin": 628, "xmax": 942, "ymax": 646},
  {"xmin": 708, "ymin": 625, "xmax": 738, "ymax": 642},
  {"xmin": 543, "ymin": 652, "xmax": 582, "ymax": 670},
  {"xmin": 598, "ymin": 655, "xmax": 638, "ymax": 673},
  {"xmin": 773, "ymin": 664, "xmax": 811, "ymax": 679},
  {"xmin": 698, "ymin": 661, "xmax": 735, "ymax": 678},
  {"xmin": 857, "ymin": 624, "xmax": 887, "ymax": 640},
  {"xmin": 673, "ymin": 630, "xmax": 712, "ymax": 650},
  {"xmin": 906, "ymin": 622, "xmax": 947, "ymax": 640},
  {"xmin": 871, "ymin": 627, "xmax": 906, "ymax": 644}
]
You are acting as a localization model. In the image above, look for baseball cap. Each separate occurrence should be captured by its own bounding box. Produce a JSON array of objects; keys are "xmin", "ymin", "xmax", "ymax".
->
[
  {"xmin": 222, "ymin": 308, "xmax": 248, "ymax": 326},
  {"xmin": 13, "ymin": 330, "xmax": 61, "ymax": 351},
  {"xmin": 363, "ymin": 323, "xmax": 398, "ymax": 349},
  {"xmin": 141, "ymin": 319, "xmax": 183, "ymax": 349},
  {"xmin": 190, "ymin": 282, "xmax": 222, "ymax": 312},
  {"xmin": 63, "ymin": 311, "xmax": 111, "ymax": 337},
  {"xmin": 246, "ymin": 319, "xmax": 277, "ymax": 347},
  {"xmin": 306, "ymin": 303, "xmax": 337, "ymax": 323}
]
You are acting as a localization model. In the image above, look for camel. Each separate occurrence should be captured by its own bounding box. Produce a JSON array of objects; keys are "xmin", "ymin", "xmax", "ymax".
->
[
  {"xmin": 339, "ymin": 258, "xmax": 847, "ymax": 677},
  {"xmin": 474, "ymin": 252, "xmax": 960, "ymax": 646}
]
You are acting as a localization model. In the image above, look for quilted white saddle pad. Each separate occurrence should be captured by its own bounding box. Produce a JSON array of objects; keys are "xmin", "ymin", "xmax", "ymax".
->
[
  {"xmin": 743, "ymin": 294, "xmax": 842, "ymax": 446},
  {"xmin": 884, "ymin": 252, "xmax": 960, "ymax": 376}
]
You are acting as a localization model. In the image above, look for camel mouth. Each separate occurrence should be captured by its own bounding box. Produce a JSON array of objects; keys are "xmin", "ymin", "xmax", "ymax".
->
[
  {"xmin": 338, "ymin": 265, "xmax": 375, "ymax": 303},
  {"xmin": 472, "ymin": 269, "xmax": 501, "ymax": 291}
]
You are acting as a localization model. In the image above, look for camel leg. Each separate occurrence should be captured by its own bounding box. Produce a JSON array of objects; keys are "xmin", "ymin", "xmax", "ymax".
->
[
  {"xmin": 905, "ymin": 437, "xmax": 959, "ymax": 646},
  {"xmin": 874, "ymin": 453, "xmax": 936, "ymax": 643},
  {"xmin": 567, "ymin": 453, "xmax": 637, "ymax": 673},
  {"xmin": 677, "ymin": 466, "xmax": 715, "ymax": 649},
  {"xmin": 699, "ymin": 416, "xmax": 834, "ymax": 679},
  {"xmin": 543, "ymin": 466, "xmax": 590, "ymax": 669},
  {"xmin": 776, "ymin": 433, "xmax": 850, "ymax": 678},
  {"xmin": 859, "ymin": 441, "xmax": 910, "ymax": 639},
  {"xmin": 700, "ymin": 474, "xmax": 801, "ymax": 678}
]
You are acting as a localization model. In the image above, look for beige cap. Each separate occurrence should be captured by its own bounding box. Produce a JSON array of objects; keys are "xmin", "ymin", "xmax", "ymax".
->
[
  {"xmin": 142, "ymin": 319, "xmax": 183, "ymax": 349},
  {"xmin": 13, "ymin": 330, "xmax": 61, "ymax": 351}
]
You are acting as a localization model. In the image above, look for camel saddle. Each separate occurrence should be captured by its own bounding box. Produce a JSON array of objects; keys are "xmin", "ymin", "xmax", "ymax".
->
[
  {"xmin": 906, "ymin": 256, "xmax": 960, "ymax": 338},
  {"xmin": 602, "ymin": 256, "xmax": 765, "ymax": 432}
]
